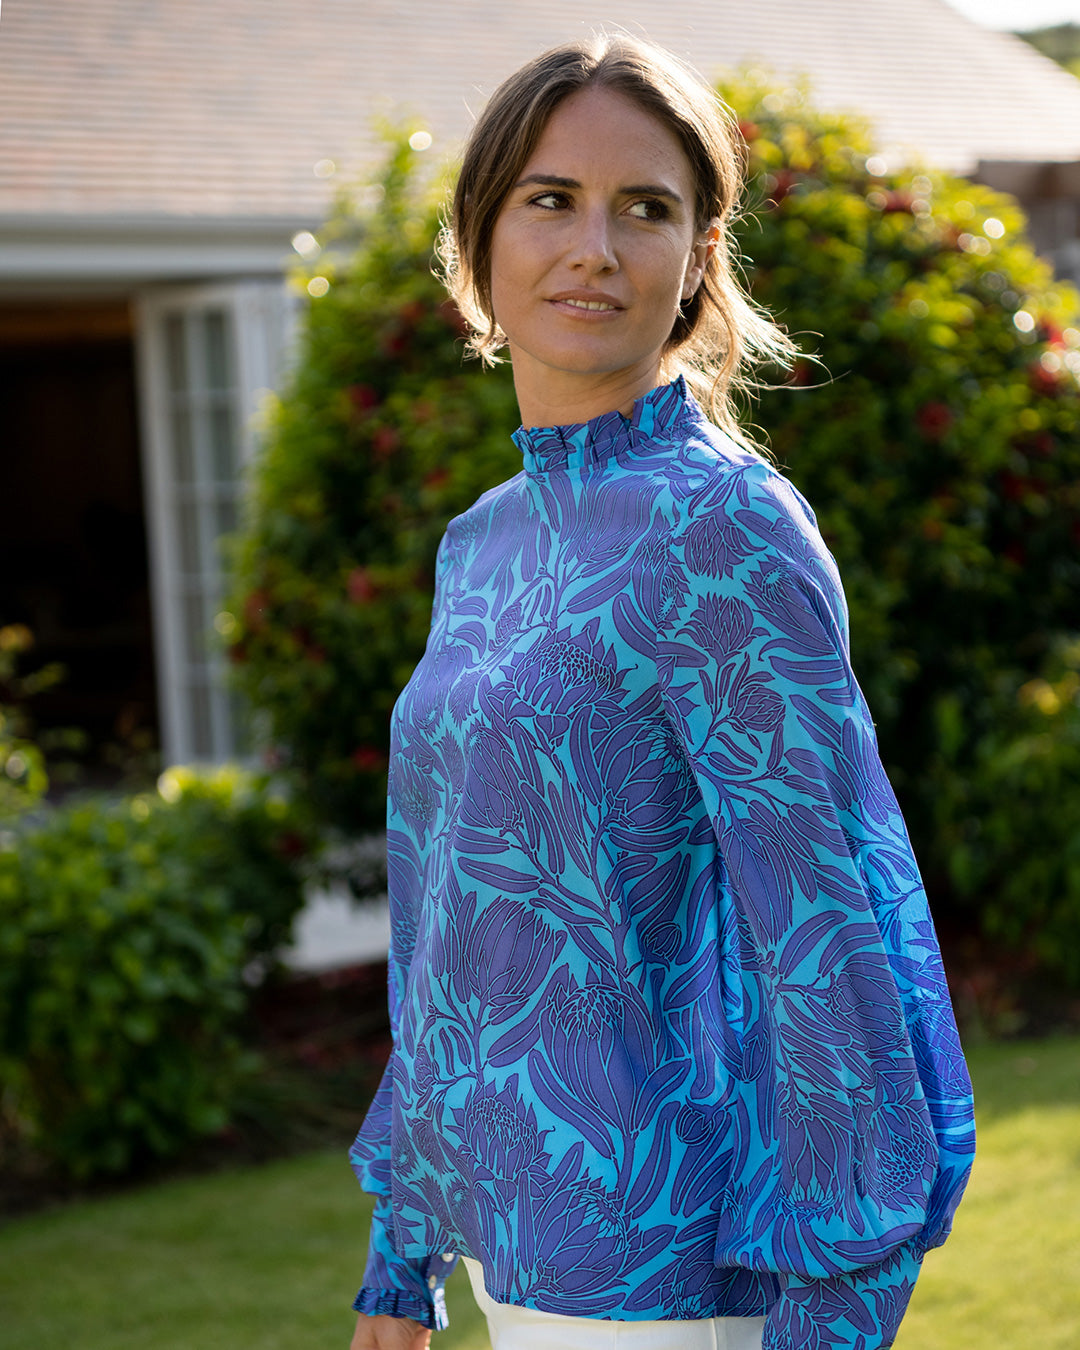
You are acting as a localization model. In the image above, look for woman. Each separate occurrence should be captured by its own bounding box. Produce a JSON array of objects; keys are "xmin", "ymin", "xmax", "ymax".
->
[{"xmin": 349, "ymin": 33, "xmax": 974, "ymax": 1350}]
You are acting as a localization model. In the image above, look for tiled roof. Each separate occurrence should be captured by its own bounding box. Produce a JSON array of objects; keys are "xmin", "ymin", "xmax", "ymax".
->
[{"xmin": 1, "ymin": 0, "xmax": 1079, "ymax": 221}]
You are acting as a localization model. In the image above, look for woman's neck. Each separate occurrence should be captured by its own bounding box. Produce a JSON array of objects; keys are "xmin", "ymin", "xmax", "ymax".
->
[{"xmin": 510, "ymin": 360, "xmax": 664, "ymax": 431}]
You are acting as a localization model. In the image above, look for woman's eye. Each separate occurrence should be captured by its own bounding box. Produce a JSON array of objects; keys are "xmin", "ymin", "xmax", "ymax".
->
[
  {"xmin": 530, "ymin": 191, "xmax": 569, "ymax": 210},
  {"xmin": 628, "ymin": 199, "xmax": 668, "ymax": 221}
]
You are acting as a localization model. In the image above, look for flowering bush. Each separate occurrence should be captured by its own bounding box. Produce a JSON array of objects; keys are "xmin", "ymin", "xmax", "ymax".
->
[
  {"xmin": 723, "ymin": 75, "xmax": 1080, "ymax": 977},
  {"xmin": 0, "ymin": 765, "xmax": 314, "ymax": 1177},
  {"xmin": 229, "ymin": 99, "xmax": 1080, "ymax": 979}
]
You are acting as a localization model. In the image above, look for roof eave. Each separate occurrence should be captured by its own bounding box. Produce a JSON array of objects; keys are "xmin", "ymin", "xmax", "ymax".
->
[{"xmin": 0, "ymin": 211, "xmax": 321, "ymax": 291}]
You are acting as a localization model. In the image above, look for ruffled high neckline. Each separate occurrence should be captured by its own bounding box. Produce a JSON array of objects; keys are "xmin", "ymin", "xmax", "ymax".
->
[{"xmin": 512, "ymin": 376, "xmax": 693, "ymax": 477}]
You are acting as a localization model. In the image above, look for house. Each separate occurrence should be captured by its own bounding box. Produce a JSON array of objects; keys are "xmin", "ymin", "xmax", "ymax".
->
[{"xmin": 3, "ymin": 0, "xmax": 1079, "ymax": 774}]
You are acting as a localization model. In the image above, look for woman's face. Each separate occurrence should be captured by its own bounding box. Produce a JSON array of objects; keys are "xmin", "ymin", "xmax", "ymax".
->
[{"xmin": 489, "ymin": 84, "xmax": 713, "ymax": 424}]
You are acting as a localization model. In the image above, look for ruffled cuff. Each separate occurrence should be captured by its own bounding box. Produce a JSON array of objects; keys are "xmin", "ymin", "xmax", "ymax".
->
[
  {"xmin": 352, "ymin": 1286, "xmax": 442, "ymax": 1330},
  {"xmin": 354, "ymin": 1195, "xmax": 453, "ymax": 1331},
  {"xmin": 762, "ymin": 1240, "xmax": 923, "ymax": 1350}
]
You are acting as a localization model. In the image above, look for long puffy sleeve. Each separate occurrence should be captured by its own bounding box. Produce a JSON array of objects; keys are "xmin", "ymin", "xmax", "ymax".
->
[
  {"xmin": 654, "ymin": 459, "xmax": 974, "ymax": 1347},
  {"xmin": 349, "ymin": 945, "xmax": 454, "ymax": 1331},
  {"xmin": 348, "ymin": 538, "xmax": 458, "ymax": 1331}
]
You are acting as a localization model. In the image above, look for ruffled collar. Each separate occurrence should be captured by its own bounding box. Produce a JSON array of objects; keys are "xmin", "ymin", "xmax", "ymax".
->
[{"xmin": 512, "ymin": 376, "xmax": 694, "ymax": 477}]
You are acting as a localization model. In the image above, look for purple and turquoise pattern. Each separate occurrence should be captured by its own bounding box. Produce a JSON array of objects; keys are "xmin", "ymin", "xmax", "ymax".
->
[{"xmin": 350, "ymin": 379, "xmax": 974, "ymax": 1345}]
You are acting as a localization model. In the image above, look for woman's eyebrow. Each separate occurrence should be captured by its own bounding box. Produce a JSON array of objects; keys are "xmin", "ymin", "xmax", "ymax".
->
[{"xmin": 513, "ymin": 172, "xmax": 685, "ymax": 204}]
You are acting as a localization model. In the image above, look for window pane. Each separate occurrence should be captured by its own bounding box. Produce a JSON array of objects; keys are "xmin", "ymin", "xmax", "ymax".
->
[
  {"xmin": 171, "ymin": 405, "xmax": 194, "ymax": 484},
  {"xmin": 188, "ymin": 681, "xmax": 214, "ymax": 759},
  {"xmin": 203, "ymin": 311, "xmax": 231, "ymax": 393},
  {"xmin": 183, "ymin": 592, "xmax": 209, "ymax": 664},
  {"xmin": 229, "ymin": 690, "xmax": 252, "ymax": 755},
  {"xmin": 177, "ymin": 501, "xmax": 200, "ymax": 574},
  {"xmin": 164, "ymin": 314, "xmax": 187, "ymax": 393},
  {"xmin": 209, "ymin": 402, "xmax": 236, "ymax": 481},
  {"xmin": 215, "ymin": 496, "xmax": 238, "ymax": 538}
]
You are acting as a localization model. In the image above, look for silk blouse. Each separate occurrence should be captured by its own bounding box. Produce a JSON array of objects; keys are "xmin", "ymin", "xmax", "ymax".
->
[{"xmin": 349, "ymin": 378, "xmax": 974, "ymax": 1346}]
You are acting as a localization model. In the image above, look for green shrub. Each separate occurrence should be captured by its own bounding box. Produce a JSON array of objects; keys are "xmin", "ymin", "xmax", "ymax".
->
[
  {"xmin": 722, "ymin": 76, "xmax": 1080, "ymax": 970},
  {"xmin": 0, "ymin": 766, "xmax": 313, "ymax": 1178},
  {"xmin": 930, "ymin": 639, "xmax": 1080, "ymax": 984},
  {"xmin": 228, "ymin": 99, "xmax": 1080, "ymax": 979}
]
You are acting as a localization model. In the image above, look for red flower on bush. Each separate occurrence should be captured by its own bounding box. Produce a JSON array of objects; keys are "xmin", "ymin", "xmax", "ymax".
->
[
  {"xmin": 371, "ymin": 425, "xmax": 400, "ymax": 460},
  {"xmin": 1002, "ymin": 542, "xmax": 1026, "ymax": 566},
  {"xmin": 882, "ymin": 191, "xmax": 914, "ymax": 214},
  {"xmin": 290, "ymin": 626, "xmax": 326, "ymax": 663},
  {"xmin": 274, "ymin": 830, "xmax": 308, "ymax": 860},
  {"xmin": 765, "ymin": 169, "xmax": 798, "ymax": 205},
  {"xmin": 438, "ymin": 299, "xmax": 470, "ymax": 336},
  {"xmin": 243, "ymin": 589, "xmax": 272, "ymax": 632},
  {"xmin": 916, "ymin": 402, "xmax": 953, "ymax": 440},
  {"xmin": 1011, "ymin": 431, "xmax": 1055, "ymax": 460},
  {"xmin": 380, "ymin": 326, "xmax": 411, "ymax": 358},
  {"xmin": 347, "ymin": 566, "xmax": 378, "ymax": 605},
  {"xmin": 997, "ymin": 471, "xmax": 1046, "ymax": 508},
  {"xmin": 423, "ymin": 468, "xmax": 450, "ymax": 491},
  {"xmin": 787, "ymin": 359, "xmax": 814, "ymax": 387},
  {"xmin": 347, "ymin": 383, "xmax": 381, "ymax": 418},
  {"xmin": 351, "ymin": 745, "xmax": 387, "ymax": 772},
  {"xmin": 940, "ymin": 223, "xmax": 964, "ymax": 250},
  {"xmin": 738, "ymin": 119, "xmax": 760, "ymax": 142},
  {"xmin": 1029, "ymin": 363, "xmax": 1064, "ymax": 398},
  {"xmin": 998, "ymin": 471, "xmax": 1025, "ymax": 502}
]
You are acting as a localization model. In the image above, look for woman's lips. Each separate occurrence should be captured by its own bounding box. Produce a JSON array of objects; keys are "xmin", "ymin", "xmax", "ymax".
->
[{"xmin": 548, "ymin": 291, "xmax": 624, "ymax": 315}]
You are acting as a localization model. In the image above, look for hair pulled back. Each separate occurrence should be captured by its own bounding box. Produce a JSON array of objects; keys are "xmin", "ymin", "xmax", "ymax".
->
[{"xmin": 441, "ymin": 32, "xmax": 795, "ymax": 447}]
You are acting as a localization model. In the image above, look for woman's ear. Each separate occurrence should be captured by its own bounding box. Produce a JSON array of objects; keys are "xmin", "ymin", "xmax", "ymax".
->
[{"xmin": 681, "ymin": 218, "xmax": 722, "ymax": 301}]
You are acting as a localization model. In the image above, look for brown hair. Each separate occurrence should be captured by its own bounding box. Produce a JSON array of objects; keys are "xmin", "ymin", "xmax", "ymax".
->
[{"xmin": 440, "ymin": 32, "xmax": 796, "ymax": 448}]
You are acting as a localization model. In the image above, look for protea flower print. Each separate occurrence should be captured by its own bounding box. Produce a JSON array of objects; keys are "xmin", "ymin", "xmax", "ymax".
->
[{"xmin": 349, "ymin": 379, "xmax": 974, "ymax": 1343}]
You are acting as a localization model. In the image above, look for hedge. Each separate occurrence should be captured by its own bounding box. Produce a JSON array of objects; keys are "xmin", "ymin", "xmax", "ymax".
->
[{"xmin": 0, "ymin": 766, "xmax": 313, "ymax": 1178}]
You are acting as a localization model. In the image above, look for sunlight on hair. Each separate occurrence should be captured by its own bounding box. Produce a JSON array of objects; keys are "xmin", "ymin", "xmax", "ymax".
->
[{"xmin": 441, "ymin": 32, "xmax": 798, "ymax": 459}]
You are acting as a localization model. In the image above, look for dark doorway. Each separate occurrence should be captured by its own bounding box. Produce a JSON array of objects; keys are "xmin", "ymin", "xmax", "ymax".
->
[{"xmin": 0, "ymin": 301, "xmax": 159, "ymax": 790}]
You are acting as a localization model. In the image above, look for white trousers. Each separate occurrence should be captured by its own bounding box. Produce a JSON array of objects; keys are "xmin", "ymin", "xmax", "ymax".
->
[{"xmin": 461, "ymin": 1259, "xmax": 766, "ymax": 1350}]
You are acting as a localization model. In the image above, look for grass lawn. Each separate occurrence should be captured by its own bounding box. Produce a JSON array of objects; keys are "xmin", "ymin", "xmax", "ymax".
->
[
  {"xmin": 896, "ymin": 1035, "xmax": 1080, "ymax": 1350},
  {"xmin": 1, "ymin": 1036, "xmax": 1077, "ymax": 1350}
]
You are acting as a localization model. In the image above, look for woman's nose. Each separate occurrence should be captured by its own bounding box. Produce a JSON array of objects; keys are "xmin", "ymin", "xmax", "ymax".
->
[{"xmin": 566, "ymin": 207, "xmax": 618, "ymax": 274}]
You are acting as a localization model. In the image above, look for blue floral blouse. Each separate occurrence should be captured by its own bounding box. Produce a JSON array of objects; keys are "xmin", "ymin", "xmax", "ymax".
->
[{"xmin": 349, "ymin": 378, "xmax": 974, "ymax": 1347}]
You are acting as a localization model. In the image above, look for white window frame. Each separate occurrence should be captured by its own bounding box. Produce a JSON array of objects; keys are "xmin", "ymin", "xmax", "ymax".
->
[{"xmin": 134, "ymin": 278, "xmax": 298, "ymax": 765}]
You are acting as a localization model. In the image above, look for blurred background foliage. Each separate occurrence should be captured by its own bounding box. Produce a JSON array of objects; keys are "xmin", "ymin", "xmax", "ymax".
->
[
  {"xmin": 228, "ymin": 82, "xmax": 1080, "ymax": 990},
  {"xmin": 0, "ymin": 765, "xmax": 316, "ymax": 1180}
]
